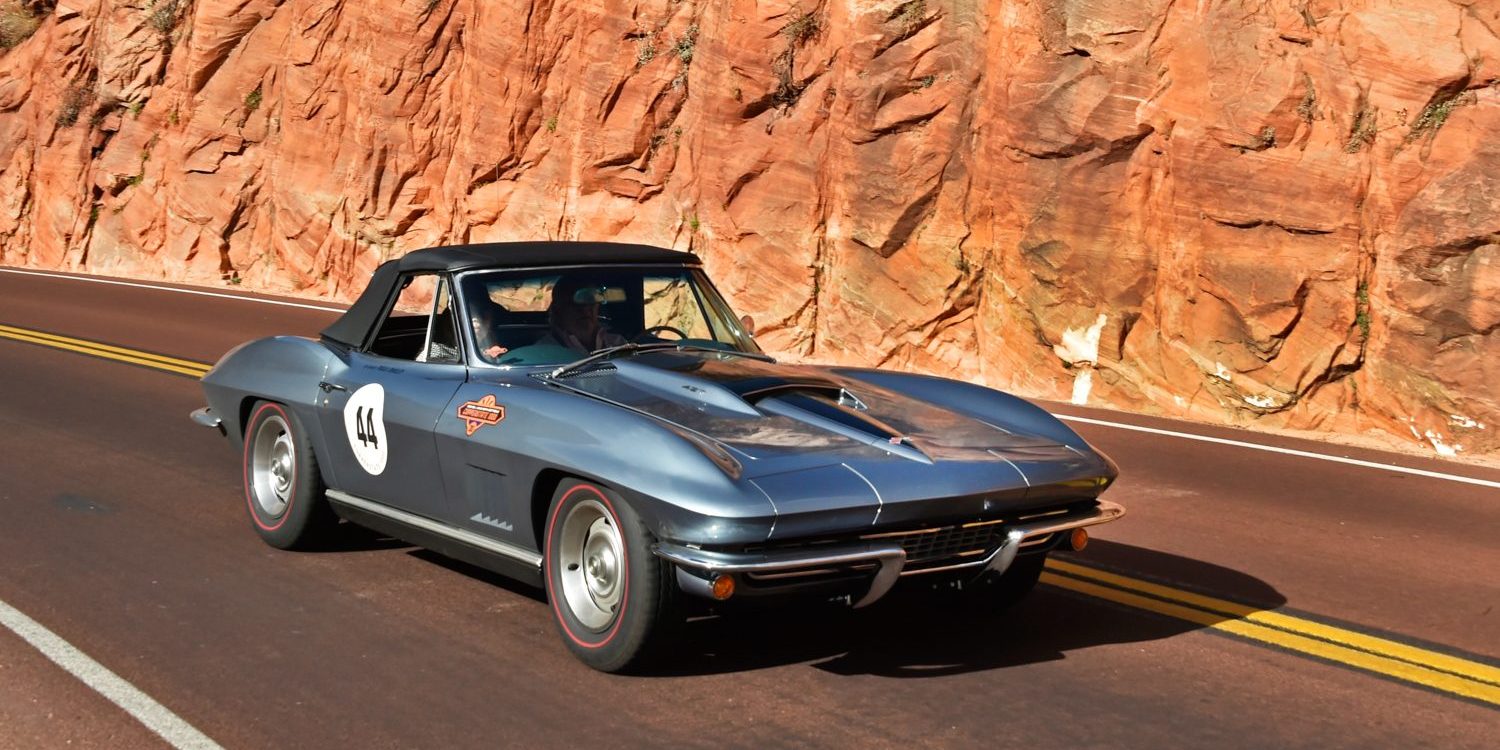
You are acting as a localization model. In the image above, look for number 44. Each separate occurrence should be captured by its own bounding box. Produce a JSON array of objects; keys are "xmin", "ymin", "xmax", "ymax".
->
[{"xmin": 355, "ymin": 406, "xmax": 378, "ymax": 448}]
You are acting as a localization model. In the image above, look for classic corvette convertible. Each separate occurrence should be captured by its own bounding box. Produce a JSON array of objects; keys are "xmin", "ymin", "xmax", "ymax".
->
[{"xmin": 192, "ymin": 241, "xmax": 1124, "ymax": 671}]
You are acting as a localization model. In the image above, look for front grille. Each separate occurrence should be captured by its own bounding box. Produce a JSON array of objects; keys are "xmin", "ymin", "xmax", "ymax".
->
[
  {"xmin": 863, "ymin": 521, "xmax": 1003, "ymax": 565},
  {"xmin": 858, "ymin": 508, "xmax": 1072, "ymax": 572},
  {"xmin": 736, "ymin": 502, "xmax": 1088, "ymax": 581}
]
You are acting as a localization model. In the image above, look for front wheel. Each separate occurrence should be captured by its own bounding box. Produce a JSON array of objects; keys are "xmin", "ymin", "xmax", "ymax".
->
[
  {"xmin": 242, "ymin": 401, "xmax": 339, "ymax": 550},
  {"xmin": 544, "ymin": 479, "xmax": 678, "ymax": 672},
  {"xmin": 965, "ymin": 552, "xmax": 1047, "ymax": 611}
]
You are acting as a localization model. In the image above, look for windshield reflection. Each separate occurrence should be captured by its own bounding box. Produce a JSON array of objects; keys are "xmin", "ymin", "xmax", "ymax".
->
[{"xmin": 459, "ymin": 267, "xmax": 760, "ymax": 367}]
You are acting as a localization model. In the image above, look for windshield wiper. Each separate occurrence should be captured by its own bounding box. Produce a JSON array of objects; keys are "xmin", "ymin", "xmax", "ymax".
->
[
  {"xmin": 548, "ymin": 342, "xmax": 774, "ymax": 379},
  {"xmin": 548, "ymin": 343, "xmax": 674, "ymax": 379},
  {"xmin": 670, "ymin": 345, "xmax": 776, "ymax": 363}
]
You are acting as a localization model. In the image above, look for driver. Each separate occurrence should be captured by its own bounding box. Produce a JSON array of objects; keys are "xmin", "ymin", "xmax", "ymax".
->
[{"xmin": 539, "ymin": 276, "xmax": 627, "ymax": 353}]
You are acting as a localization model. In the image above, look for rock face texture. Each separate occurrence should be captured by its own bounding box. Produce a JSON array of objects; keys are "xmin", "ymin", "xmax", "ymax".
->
[{"xmin": 1, "ymin": 0, "xmax": 1497, "ymax": 457}]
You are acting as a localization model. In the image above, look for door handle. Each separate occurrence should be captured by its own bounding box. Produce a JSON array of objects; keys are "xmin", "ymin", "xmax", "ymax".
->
[{"xmin": 318, "ymin": 381, "xmax": 349, "ymax": 393}]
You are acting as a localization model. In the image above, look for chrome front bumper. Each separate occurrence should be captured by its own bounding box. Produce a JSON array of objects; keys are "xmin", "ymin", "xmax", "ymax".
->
[
  {"xmin": 655, "ymin": 499, "xmax": 1125, "ymax": 608},
  {"xmin": 189, "ymin": 407, "xmax": 225, "ymax": 435}
]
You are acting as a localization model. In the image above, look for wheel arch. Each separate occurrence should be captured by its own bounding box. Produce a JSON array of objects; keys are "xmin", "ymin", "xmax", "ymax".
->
[{"xmin": 530, "ymin": 467, "xmax": 572, "ymax": 550}]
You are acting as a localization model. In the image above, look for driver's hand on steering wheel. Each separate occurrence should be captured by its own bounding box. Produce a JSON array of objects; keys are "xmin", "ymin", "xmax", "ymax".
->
[{"xmin": 484, "ymin": 345, "xmax": 508, "ymax": 359}]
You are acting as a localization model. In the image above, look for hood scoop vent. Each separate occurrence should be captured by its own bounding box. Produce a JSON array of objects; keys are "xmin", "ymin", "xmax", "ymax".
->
[
  {"xmin": 552, "ymin": 363, "xmax": 617, "ymax": 379},
  {"xmin": 757, "ymin": 391, "xmax": 933, "ymax": 464}
]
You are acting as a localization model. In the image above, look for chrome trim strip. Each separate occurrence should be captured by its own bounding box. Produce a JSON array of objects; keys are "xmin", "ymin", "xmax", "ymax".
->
[
  {"xmin": 961, "ymin": 518, "xmax": 1006, "ymax": 529},
  {"xmin": 841, "ymin": 463, "xmax": 883, "ymax": 526},
  {"xmin": 746, "ymin": 566, "xmax": 872, "ymax": 581},
  {"xmin": 654, "ymin": 541, "xmax": 906, "ymax": 608},
  {"xmin": 326, "ymin": 490, "xmax": 543, "ymax": 568},
  {"xmin": 902, "ymin": 557, "xmax": 992, "ymax": 576},
  {"xmin": 862, "ymin": 526, "xmax": 944, "ymax": 539},
  {"xmin": 983, "ymin": 500, "xmax": 1125, "ymax": 576},
  {"xmin": 987, "ymin": 448, "xmax": 1031, "ymax": 487},
  {"xmin": 749, "ymin": 480, "xmax": 780, "ymax": 541}
]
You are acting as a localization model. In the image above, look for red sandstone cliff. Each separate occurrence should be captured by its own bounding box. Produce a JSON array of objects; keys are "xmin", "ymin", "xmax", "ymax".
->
[{"xmin": 1, "ymin": 0, "xmax": 1497, "ymax": 458}]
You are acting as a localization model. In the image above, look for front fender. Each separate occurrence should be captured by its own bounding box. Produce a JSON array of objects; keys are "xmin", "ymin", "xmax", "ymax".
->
[
  {"xmin": 200, "ymin": 336, "xmax": 333, "ymax": 461},
  {"xmin": 444, "ymin": 377, "xmax": 777, "ymax": 548}
]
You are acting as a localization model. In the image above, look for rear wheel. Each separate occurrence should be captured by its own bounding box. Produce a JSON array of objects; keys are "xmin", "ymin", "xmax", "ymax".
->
[
  {"xmin": 544, "ymin": 479, "xmax": 678, "ymax": 672},
  {"xmin": 243, "ymin": 401, "xmax": 339, "ymax": 550}
]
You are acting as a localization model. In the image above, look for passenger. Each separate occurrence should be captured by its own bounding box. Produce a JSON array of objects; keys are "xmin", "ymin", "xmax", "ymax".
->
[
  {"xmin": 540, "ymin": 276, "xmax": 627, "ymax": 353},
  {"xmin": 468, "ymin": 294, "xmax": 510, "ymax": 362}
]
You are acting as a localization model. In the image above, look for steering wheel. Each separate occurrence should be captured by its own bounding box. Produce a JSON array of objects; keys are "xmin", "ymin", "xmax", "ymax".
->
[{"xmin": 636, "ymin": 324, "xmax": 690, "ymax": 342}]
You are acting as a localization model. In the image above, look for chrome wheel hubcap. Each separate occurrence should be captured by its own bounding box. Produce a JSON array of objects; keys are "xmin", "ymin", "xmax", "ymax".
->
[
  {"xmin": 250, "ymin": 415, "xmax": 294, "ymax": 518},
  {"xmin": 558, "ymin": 498, "xmax": 624, "ymax": 631}
]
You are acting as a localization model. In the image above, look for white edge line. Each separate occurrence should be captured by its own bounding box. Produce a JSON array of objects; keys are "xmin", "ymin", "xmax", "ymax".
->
[
  {"xmin": 0, "ymin": 598, "xmax": 223, "ymax": 750},
  {"xmin": 0, "ymin": 268, "xmax": 345, "ymax": 313},
  {"xmin": 1056, "ymin": 413, "xmax": 1500, "ymax": 491}
]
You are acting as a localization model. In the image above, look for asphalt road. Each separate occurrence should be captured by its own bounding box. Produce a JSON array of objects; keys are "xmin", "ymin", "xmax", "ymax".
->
[{"xmin": 1, "ymin": 268, "xmax": 1497, "ymax": 748}]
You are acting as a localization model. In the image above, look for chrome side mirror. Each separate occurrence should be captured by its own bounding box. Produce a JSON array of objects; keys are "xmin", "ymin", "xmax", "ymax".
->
[{"xmin": 740, "ymin": 315, "xmax": 756, "ymax": 337}]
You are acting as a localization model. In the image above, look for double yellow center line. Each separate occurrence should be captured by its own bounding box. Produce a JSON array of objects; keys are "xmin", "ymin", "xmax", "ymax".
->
[
  {"xmin": 3, "ymin": 321, "xmax": 1498, "ymax": 707},
  {"xmin": 0, "ymin": 322, "xmax": 211, "ymax": 378},
  {"xmin": 1044, "ymin": 559, "xmax": 1500, "ymax": 706}
]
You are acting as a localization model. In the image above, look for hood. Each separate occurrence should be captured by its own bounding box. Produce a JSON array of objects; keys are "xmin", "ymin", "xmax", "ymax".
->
[
  {"xmin": 548, "ymin": 352, "xmax": 1063, "ymax": 466},
  {"xmin": 545, "ymin": 351, "xmax": 1113, "ymax": 538}
]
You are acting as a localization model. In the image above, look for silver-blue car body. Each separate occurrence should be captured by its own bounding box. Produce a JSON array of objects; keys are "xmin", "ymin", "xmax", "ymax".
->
[{"xmin": 194, "ymin": 242, "xmax": 1124, "ymax": 671}]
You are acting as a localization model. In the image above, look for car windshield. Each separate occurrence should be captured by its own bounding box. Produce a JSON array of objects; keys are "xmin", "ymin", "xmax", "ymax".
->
[{"xmin": 458, "ymin": 266, "xmax": 761, "ymax": 367}]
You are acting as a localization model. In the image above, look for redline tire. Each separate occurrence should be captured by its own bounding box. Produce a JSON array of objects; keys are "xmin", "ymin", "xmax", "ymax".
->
[
  {"xmin": 543, "ymin": 479, "xmax": 678, "ymax": 672},
  {"xmin": 242, "ymin": 400, "xmax": 339, "ymax": 550}
]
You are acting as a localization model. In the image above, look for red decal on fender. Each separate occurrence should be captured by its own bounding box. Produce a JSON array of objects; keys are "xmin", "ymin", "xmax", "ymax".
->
[{"xmin": 458, "ymin": 395, "xmax": 505, "ymax": 436}]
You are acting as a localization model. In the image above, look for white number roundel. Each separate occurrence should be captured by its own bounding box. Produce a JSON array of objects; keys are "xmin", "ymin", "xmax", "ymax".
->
[{"xmin": 343, "ymin": 383, "xmax": 388, "ymax": 475}]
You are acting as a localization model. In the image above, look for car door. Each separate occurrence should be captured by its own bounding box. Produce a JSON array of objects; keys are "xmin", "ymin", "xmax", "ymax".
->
[{"xmin": 316, "ymin": 272, "xmax": 466, "ymax": 520}]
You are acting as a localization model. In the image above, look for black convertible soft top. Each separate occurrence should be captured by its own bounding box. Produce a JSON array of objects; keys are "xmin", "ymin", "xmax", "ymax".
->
[{"xmin": 321, "ymin": 242, "xmax": 699, "ymax": 348}]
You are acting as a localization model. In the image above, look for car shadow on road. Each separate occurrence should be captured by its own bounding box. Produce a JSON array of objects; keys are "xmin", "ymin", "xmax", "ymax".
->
[
  {"xmin": 302, "ymin": 521, "xmax": 415, "ymax": 553},
  {"xmin": 643, "ymin": 539, "xmax": 1285, "ymax": 678}
]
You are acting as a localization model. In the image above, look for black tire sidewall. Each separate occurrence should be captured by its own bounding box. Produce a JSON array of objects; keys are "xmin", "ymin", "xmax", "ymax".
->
[
  {"xmin": 242, "ymin": 401, "xmax": 326, "ymax": 550},
  {"xmin": 973, "ymin": 551, "xmax": 1047, "ymax": 610},
  {"xmin": 544, "ymin": 479, "xmax": 670, "ymax": 672}
]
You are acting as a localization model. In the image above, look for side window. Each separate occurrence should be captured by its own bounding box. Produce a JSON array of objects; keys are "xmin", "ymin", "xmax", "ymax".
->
[{"xmin": 368, "ymin": 274, "xmax": 462, "ymax": 363}]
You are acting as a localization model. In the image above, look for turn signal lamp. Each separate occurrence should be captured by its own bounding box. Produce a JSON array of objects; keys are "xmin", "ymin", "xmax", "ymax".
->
[
  {"xmin": 1069, "ymin": 528, "xmax": 1090, "ymax": 552},
  {"xmin": 711, "ymin": 574, "xmax": 736, "ymax": 600}
]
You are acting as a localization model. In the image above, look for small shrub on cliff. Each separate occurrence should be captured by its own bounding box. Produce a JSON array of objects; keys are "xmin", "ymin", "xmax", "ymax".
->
[
  {"xmin": 636, "ymin": 35, "xmax": 657, "ymax": 67},
  {"xmin": 0, "ymin": 1, "xmax": 42, "ymax": 50},
  {"xmin": 544, "ymin": 115, "xmax": 558, "ymax": 133},
  {"xmin": 674, "ymin": 24, "xmax": 698, "ymax": 65},
  {"xmin": 244, "ymin": 85, "xmax": 263, "ymax": 113},
  {"xmin": 1344, "ymin": 107, "xmax": 1377, "ymax": 153},
  {"xmin": 771, "ymin": 10, "xmax": 820, "ymax": 109},
  {"xmin": 55, "ymin": 83, "xmax": 92, "ymax": 127},
  {"xmin": 1296, "ymin": 76, "xmax": 1317, "ymax": 122},
  {"xmin": 891, "ymin": 0, "xmax": 927, "ymax": 35},
  {"xmin": 782, "ymin": 10, "xmax": 819, "ymax": 45},
  {"xmin": 1354, "ymin": 282, "xmax": 1371, "ymax": 341},
  {"xmin": 147, "ymin": 0, "xmax": 181, "ymax": 34},
  {"xmin": 1406, "ymin": 90, "xmax": 1477, "ymax": 142}
]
